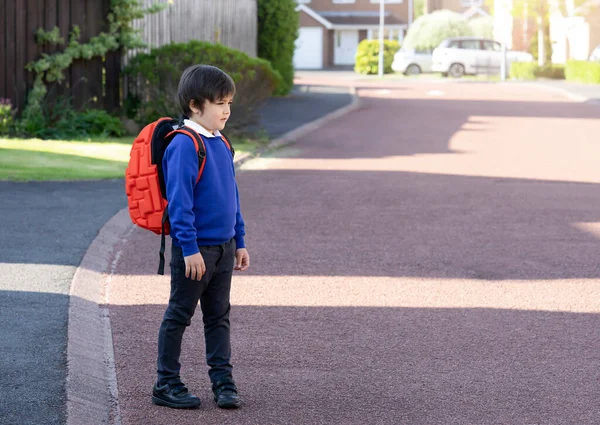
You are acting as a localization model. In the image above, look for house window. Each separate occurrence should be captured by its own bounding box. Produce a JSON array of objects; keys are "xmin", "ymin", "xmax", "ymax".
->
[
  {"xmin": 333, "ymin": 0, "xmax": 355, "ymax": 3},
  {"xmin": 369, "ymin": 0, "xmax": 403, "ymax": 4}
]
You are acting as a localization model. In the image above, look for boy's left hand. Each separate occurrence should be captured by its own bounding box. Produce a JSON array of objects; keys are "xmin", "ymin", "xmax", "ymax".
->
[{"xmin": 235, "ymin": 248, "xmax": 250, "ymax": 271}]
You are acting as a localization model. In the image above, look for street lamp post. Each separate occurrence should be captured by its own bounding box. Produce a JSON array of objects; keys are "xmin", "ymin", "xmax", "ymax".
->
[{"xmin": 378, "ymin": 0, "xmax": 385, "ymax": 78}]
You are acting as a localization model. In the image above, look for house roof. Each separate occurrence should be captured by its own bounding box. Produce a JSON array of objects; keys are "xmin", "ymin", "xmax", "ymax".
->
[
  {"xmin": 320, "ymin": 11, "xmax": 405, "ymax": 26},
  {"xmin": 296, "ymin": 4, "xmax": 406, "ymax": 29},
  {"xmin": 462, "ymin": 6, "xmax": 491, "ymax": 19}
]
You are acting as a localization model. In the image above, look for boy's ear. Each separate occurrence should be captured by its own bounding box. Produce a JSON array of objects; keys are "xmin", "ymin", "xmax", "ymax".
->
[{"xmin": 189, "ymin": 99, "xmax": 203, "ymax": 115}]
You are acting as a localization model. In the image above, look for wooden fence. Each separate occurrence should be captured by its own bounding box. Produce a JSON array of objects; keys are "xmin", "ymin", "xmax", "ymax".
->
[
  {"xmin": 0, "ymin": 0, "xmax": 120, "ymax": 113},
  {"xmin": 0, "ymin": 0, "xmax": 257, "ymax": 114},
  {"xmin": 131, "ymin": 0, "xmax": 257, "ymax": 58}
]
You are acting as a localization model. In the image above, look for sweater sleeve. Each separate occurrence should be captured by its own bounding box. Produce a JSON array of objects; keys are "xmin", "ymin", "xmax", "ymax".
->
[
  {"xmin": 163, "ymin": 134, "xmax": 199, "ymax": 257},
  {"xmin": 234, "ymin": 182, "xmax": 246, "ymax": 249}
]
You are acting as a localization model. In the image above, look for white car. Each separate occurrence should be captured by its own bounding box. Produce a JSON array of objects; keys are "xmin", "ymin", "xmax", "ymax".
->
[
  {"xmin": 432, "ymin": 37, "xmax": 534, "ymax": 77},
  {"xmin": 392, "ymin": 48, "xmax": 433, "ymax": 75}
]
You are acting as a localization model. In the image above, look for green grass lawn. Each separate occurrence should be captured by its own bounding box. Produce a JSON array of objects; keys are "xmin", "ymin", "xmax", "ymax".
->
[{"xmin": 0, "ymin": 135, "xmax": 266, "ymax": 182}]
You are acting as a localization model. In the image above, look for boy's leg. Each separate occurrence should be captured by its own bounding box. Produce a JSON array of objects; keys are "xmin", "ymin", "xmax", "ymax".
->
[
  {"xmin": 156, "ymin": 243, "xmax": 222, "ymax": 386},
  {"xmin": 199, "ymin": 238, "xmax": 236, "ymax": 383}
]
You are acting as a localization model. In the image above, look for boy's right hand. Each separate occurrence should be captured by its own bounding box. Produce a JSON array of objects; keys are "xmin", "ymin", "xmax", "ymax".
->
[{"xmin": 184, "ymin": 252, "xmax": 205, "ymax": 281}]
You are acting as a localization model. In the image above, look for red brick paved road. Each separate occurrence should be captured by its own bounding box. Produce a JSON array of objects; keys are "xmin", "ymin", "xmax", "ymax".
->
[{"xmin": 108, "ymin": 78, "xmax": 600, "ymax": 425}]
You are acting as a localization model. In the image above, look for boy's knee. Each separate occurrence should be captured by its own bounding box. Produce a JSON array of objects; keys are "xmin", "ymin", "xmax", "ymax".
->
[{"xmin": 165, "ymin": 304, "xmax": 196, "ymax": 326}]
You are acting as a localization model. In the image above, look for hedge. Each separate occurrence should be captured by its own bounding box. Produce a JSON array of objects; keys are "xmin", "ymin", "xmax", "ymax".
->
[
  {"xmin": 510, "ymin": 63, "xmax": 565, "ymax": 80},
  {"xmin": 124, "ymin": 41, "xmax": 282, "ymax": 134},
  {"xmin": 257, "ymin": 0, "xmax": 298, "ymax": 96},
  {"xmin": 565, "ymin": 60, "xmax": 600, "ymax": 84},
  {"xmin": 354, "ymin": 40, "xmax": 401, "ymax": 75}
]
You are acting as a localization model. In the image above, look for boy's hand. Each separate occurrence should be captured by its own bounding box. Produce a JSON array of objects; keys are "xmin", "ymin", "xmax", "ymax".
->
[
  {"xmin": 234, "ymin": 248, "xmax": 250, "ymax": 271},
  {"xmin": 184, "ymin": 252, "xmax": 205, "ymax": 281}
]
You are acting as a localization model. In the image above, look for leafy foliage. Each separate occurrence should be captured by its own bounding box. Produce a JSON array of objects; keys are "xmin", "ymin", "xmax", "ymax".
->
[
  {"xmin": 15, "ymin": 95, "xmax": 124, "ymax": 139},
  {"xmin": 20, "ymin": 0, "xmax": 165, "ymax": 134},
  {"xmin": 468, "ymin": 16, "xmax": 494, "ymax": 39},
  {"xmin": 0, "ymin": 98, "xmax": 15, "ymax": 135},
  {"xmin": 354, "ymin": 40, "xmax": 401, "ymax": 75},
  {"xmin": 403, "ymin": 10, "xmax": 473, "ymax": 51},
  {"xmin": 257, "ymin": 0, "xmax": 298, "ymax": 95},
  {"xmin": 124, "ymin": 40, "xmax": 282, "ymax": 135},
  {"xmin": 565, "ymin": 60, "xmax": 600, "ymax": 83},
  {"xmin": 510, "ymin": 62, "xmax": 565, "ymax": 79}
]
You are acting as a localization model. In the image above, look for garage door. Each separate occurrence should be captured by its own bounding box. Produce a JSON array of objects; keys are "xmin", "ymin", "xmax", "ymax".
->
[{"xmin": 294, "ymin": 27, "xmax": 323, "ymax": 69}]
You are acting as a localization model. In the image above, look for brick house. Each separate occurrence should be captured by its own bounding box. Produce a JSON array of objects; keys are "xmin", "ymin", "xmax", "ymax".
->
[{"xmin": 294, "ymin": 0, "xmax": 410, "ymax": 69}]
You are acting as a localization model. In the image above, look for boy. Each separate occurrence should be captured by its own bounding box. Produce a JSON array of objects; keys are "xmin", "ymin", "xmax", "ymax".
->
[{"xmin": 152, "ymin": 64, "xmax": 250, "ymax": 410}]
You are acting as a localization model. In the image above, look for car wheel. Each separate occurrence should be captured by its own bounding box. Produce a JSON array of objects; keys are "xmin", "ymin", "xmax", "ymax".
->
[
  {"xmin": 448, "ymin": 63, "xmax": 465, "ymax": 78},
  {"xmin": 404, "ymin": 64, "xmax": 422, "ymax": 76}
]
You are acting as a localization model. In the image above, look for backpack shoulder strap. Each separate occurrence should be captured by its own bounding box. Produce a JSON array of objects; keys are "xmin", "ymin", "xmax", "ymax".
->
[
  {"xmin": 166, "ymin": 127, "xmax": 207, "ymax": 184},
  {"xmin": 219, "ymin": 132, "xmax": 235, "ymax": 158}
]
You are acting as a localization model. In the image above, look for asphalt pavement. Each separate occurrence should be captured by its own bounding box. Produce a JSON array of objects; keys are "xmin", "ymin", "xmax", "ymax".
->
[{"xmin": 0, "ymin": 180, "xmax": 126, "ymax": 425}]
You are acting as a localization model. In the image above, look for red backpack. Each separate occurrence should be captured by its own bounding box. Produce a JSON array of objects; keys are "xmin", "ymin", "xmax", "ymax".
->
[{"xmin": 125, "ymin": 117, "xmax": 234, "ymax": 274}]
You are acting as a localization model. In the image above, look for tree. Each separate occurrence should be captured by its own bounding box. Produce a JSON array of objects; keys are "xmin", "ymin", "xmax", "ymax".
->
[
  {"xmin": 469, "ymin": 16, "xmax": 494, "ymax": 39},
  {"xmin": 511, "ymin": 0, "xmax": 588, "ymax": 65},
  {"xmin": 257, "ymin": 0, "xmax": 298, "ymax": 96},
  {"xmin": 413, "ymin": 0, "xmax": 427, "ymax": 21},
  {"xmin": 403, "ymin": 10, "xmax": 473, "ymax": 51}
]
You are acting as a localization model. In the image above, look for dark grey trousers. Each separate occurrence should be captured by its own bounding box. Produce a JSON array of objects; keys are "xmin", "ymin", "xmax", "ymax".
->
[{"xmin": 156, "ymin": 238, "xmax": 236, "ymax": 386}]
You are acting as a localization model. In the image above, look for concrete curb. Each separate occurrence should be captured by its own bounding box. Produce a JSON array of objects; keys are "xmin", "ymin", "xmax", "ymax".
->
[
  {"xmin": 234, "ymin": 85, "xmax": 360, "ymax": 169},
  {"xmin": 66, "ymin": 209, "xmax": 133, "ymax": 425},
  {"xmin": 65, "ymin": 84, "xmax": 360, "ymax": 425},
  {"xmin": 515, "ymin": 81, "xmax": 590, "ymax": 103}
]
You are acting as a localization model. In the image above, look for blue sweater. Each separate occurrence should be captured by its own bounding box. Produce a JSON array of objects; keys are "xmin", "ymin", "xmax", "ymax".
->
[{"xmin": 163, "ymin": 131, "xmax": 245, "ymax": 257}]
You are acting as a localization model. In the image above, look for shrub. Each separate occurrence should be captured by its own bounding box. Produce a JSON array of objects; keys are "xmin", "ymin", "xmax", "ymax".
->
[
  {"xmin": 14, "ymin": 95, "xmax": 125, "ymax": 139},
  {"xmin": 0, "ymin": 98, "xmax": 15, "ymax": 135},
  {"xmin": 403, "ymin": 10, "xmax": 473, "ymax": 51},
  {"xmin": 537, "ymin": 64, "xmax": 565, "ymax": 79},
  {"xmin": 257, "ymin": 0, "xmax": 298, "ymax": 96},
  {"xmin": 468, "ymin": 16, "xmax": 494, "ymax": 39},
  {"xmin": 529, "ymin": 25, "xmax": 552, "ymax": 64},
  {"xmin": 565, "ymin": 60, "xmax": 600, "ymax": 84},
  {"xmin": 510, "ymin": 63, "xmax": 565, "ymax": 80},
  {"xmin": 124, "ymin": 40, "xmax": 282, "ymax": 134},
  {"xmin": 510, "ymin": 62, "xmax": 538, "ymax": 80},
  {"xmin": 354, "ymin": 40, "xmax": 401, "ymax": 75}
]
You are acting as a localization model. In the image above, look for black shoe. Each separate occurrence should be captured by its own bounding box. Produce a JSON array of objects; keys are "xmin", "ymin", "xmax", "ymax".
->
[
  {"xmin": 212, "ymin": 377, "xmax": 242, "ymax": 409},
  {"xmin": 152, "ymin": 382, "xmax": 201, "ymax": 409}
]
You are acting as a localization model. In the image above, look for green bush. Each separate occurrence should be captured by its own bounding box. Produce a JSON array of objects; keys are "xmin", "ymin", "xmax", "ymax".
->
[
  {"xmin": 0, "ymin": 98, "xmax": 14, "ymax": 135},
  {"xmin": 257, "ymin": 0, "xmax": 298, "ymax": 96},
  {"xmin": 565, "ymin": 60, "xmax": 600, "ymax": 84},
  {"xmin": 14, "ymin": 94, "xmax": 124, "ymax": 139},
  {"xmin": 510, "ymin": 63, "xmax": 565, "ymax": 80},
  {"xmin": 124, "ymin": 40, "xmax": 282, "ymax": 134},
  {"xmin": 537, "ymin": 64, "xmax": 565, "ymax": 79},
  {"xmin": 354, "ymin": 40, "xmax": 401, "ymax": 75},
  {"xmin": 529, "ymin": 26, "xmax": 552, "ymax": 64},
  {"xmin": 403, "ymin": 10, "xmax": 473, "ymax": 51},
  {"xmin": 468, "ymin": 16, "xmax": 494, "ymax": 39},
  {"xmin": 510, "ymin": 62, "xmax": 538, "ymax": 80}
]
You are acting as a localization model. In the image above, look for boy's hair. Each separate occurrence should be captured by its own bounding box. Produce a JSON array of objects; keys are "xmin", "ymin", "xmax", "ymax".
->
[{"xmin": 178, "ymin": 65, "xmax": 236, "ymax": 116}]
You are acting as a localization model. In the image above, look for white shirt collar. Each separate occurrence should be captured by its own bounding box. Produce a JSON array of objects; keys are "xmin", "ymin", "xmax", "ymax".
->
[{"xmin": 183, "ymin": 119, "xmax": 221, "ymax": 138}]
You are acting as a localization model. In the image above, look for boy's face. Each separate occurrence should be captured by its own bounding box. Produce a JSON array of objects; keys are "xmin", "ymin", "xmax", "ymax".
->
[{"xmin": 190, "ymin": 95, "xmax": 234, "ymax": 134}]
